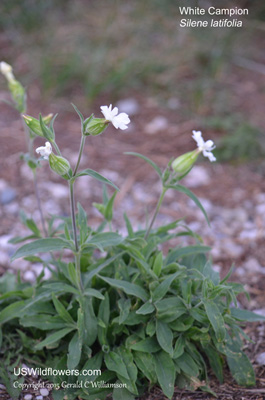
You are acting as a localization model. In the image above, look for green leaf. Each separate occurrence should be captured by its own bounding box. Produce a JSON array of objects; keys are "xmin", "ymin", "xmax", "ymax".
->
[
  {"xmin": 154, "ymin": 351, "xmax": 176, "ymax": 399},
  {"xmin": 156, "ymin": 321, "xmax": 173, "ymax": 356},
  {"xmin": 202, "ymin": 344, "xmax": 223, "ymax": 383},
  {"xmin": 84, "ymin": 253, "xmax": 123, "ymax": 286},
  {"xmin": 98, "ymin": 276, "xmax": 148, "ymax": 302},
  {"xmin": 152, "ymin": 271, "xmax": 183, "ymax": 302},
  {"xmin": 67, "ymin": 332, "xmax": 82, "ymax": 369},
  {"xmin": 173, "ymin": 335, "xmax": 185, "ymax": 359},
  {"xmin": 84, "ymin": 232, "xmax": 123, "ymax": 251},
  {"xmin": 167, "ymin": 184, "xmax": 210, "ymax": 225},
  {"xmin": 35, "ymin": 328, "xmax": 74, "ymax": 350},
  {"xmin": 104, "ymin": 351, "xmax": 130, "ymax": 380},
  {"xmin": 11, "ymin": 238, "xmax": 72, "ymax": 260},
  {"xmin": 230, "ymin": 308, "xmax": 265, "ymax": 322},
  {"xmin": 204, "ymin": 300, "xmax": 226, "ymax": 342},
  {"xmin": 123, "ymin": 213, "xmax": 134, "ymax": 237},
  {"xmin": 84, "ymin": 288, "xmax": 105, "ymax": 300},
  {"xmin": 226, "ymin": 341, "xmax": 255, "ymax": 386},
  {"xmin": 71, "ymin": 103, "xmax": 84, "ymax": 123},
  {"xmin": 125, "ymin": 152, "xmax": 162, "ymax": 178},
  {"xmin": 42, "ymin": 282, "xmax": 79, "ymax": 295},
  {"xmin": 105, "ymin": 191, "xmax": 118, "ymax": 221},
  {"xmin": 98, "ymin": 293, "xmax": 110, "ymax": 346},
  {"xmin": 177, "ymin": 351, "xmax": 200, "ymax": 377},
  {"xmin": 72, "ymin": 168, "xmax": 119, "ymax": 191},
  {"xmin": 153, "ymin": 251, "xmax": 163, "ymax": 277},
  {"xmin": 130, "ymin": 337, "xmax": 161, "ymax": 353},
  {"xmin": 155, "ymin": 297, "xmax": 186, "ymax": 322},
  {"xmin": 52, "ymin": 294, "xmax": 76, "ymax": 325},
  {"xmin": 77, "ymin": 203, "xmax": 88, "ymax": 244},
  {"xmin": 133, "ymin": 352, "xmax": 156, "ymax": 384},
  {"xmin": 26, "ymin": 218, "xmax": 41, "ymax": 236},
  {"xmin": 0, "ymin": 301, "xmax": 25, "ymax": 323},
  {"xmin": 116, "ymin": 347, "xmax": 138, "ymax": 395},
  {"xmin": 118, "ymin": 298, "xmax": 131, "ymax": 324},
  {"xmin": 20, "ymin": 315, "xmax": 67, "ymax": 330},
  {"xmin": 83, "ymin": 298, "xmax": 97, "ymax": 346},
  {"xmin": 166, "ymin": 245, "xmax": 211, "ymax": 265},
  {"xmin": 113, "ymin": 384, "xmax": 135, "ymax": 400},
  {"xmin": 136, "ymin": 302, "xmax": 155, "ymax": 315}
]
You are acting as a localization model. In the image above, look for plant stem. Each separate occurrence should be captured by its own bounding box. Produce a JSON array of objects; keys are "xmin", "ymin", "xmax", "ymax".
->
[
  {"xmin": 33, "ymin": 170, "xmax": 48, "ymax": 236},
  {"xmin": 68, "ymin": 137, "xmax": 87, "ymax": 292},
  {"xmin": 69, "ymin": 181, "xmax": 78, "ymax": 252},
  {"xmin": 74, "ymin": 135, "xmax": 86, "ymax": 176},
  {"xmin": 145, "ymin": 187, "xmax": 167, "ymax": 240},
  {"xmin": 21, "ymin": 115, "xmax": 47, "ymax": 236},
  {"xmin": 69, "ymin": 180, "xmax": 83, "ymax": 292},
  {"xmin": 51, "ymin": 140, "xmax": 62, "ymax": 156}
]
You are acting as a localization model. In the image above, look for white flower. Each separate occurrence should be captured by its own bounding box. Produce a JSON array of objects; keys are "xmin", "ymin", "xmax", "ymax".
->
[
  {"xmin": 0, "ymin": 61, "xmax": 15, "ymax": 82},
  {"xmin": 36, "ymin": 142, "xmax": 52, "ymax": 160},
  {"xmin": 192, "ymin": 130, "xmax": 216, "ymax": 162},
  {"xmin": 100, "ymin": 104, "xmax": 130, "ymax": 130}
]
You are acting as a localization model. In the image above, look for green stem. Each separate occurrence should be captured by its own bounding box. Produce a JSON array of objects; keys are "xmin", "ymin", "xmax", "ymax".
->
[
  {"xmin": 69, "ymin": 180, "xmax": 83, "ymax": 292},
  {"xmin": 21, "ymin": 115, "xmax": 47, "ymax": 236},
  {"xmin": 74, "ymin": 135, "xmax": 86, "ymax": 176},
  {"xmin": 145, "ymin": 187, "xmax": 167, "ymax": 240},
  {"xmin": 51, "ymin": 140, "xmax": 62, "ymax": 156},
  {"xmin": 33, "ymin": 170, "xmax": 48, "ymax": 236},
  {"xmin": 69, "ymin": 181, "xmax": 78, "ymax": 252}
]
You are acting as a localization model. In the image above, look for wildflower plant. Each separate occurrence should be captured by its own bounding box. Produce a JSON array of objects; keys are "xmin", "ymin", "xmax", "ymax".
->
[{"xmin": 0, "ymin": 67, "xmax": 265, "ymax": 400}]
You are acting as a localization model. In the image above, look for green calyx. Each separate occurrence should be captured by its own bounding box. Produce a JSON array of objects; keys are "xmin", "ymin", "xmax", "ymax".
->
[
  {"xmin": 8, "ymin": 79, "xmax": 26, "ymax": 114},
  {"xmin": 23, "ymin": 114, "xmax": 54, "ymax": 138},
  {"xmin": 172, "ymin": 150, "xmax": 199, "ymax": 176},
  {"xmin": 83, "ymin": 116, "xmax": 108, "ymax": 136},
  {"xmin": 49, "ymin": 153, "xmax": 71, "ymax": 178}
]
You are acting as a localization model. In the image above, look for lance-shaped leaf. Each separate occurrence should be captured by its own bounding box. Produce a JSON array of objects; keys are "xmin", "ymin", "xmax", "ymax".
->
[
  {"xmin": 35, "ymin": 327, "xmax": 75, "ymax": 350},
  {"xmin": 83, "ymin": 232, "xmax": 124, "ymax": 252},
  {"xmin": 71, "ymin": 168, "xmax": 119, "ymax": 191},
  {"xmin": 156, "ymin": 320, "xmax": 173, "ymax": 357},
  {"xmin": 125, "ymin": 152, "xmax": 162, "ymax": 178},
  {"xmin": 166, "ymin": 183, "xmax": 210, "ymax": 225},
  {"xmin": 98, "ymin": 276, "xmax": 148, "ymax": 302},
  {"xmin": 11, "ymin": 238, "xmax": 72, "ymax": 260},
  {"xmin": 154, "ymin": 351, "xmax": 176, "ymax": 399},
  {"xmin": 204, "ymin": 300, "xmax": 226, "ymax": 342},
  {"xmin": 67, "ymin": 332, "xmax": 82, "ymax": 369}
]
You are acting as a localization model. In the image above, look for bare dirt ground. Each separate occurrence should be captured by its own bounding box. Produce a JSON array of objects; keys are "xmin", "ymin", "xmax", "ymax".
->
[{"xmin": 1, "ymin": 67, "xmax": 265, "ymax": 399}]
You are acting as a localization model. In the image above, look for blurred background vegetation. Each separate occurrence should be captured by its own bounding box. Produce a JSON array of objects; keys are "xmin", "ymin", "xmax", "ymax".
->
[{"xmin": 1, "ymin": 0, "xmax": 265, "ymax": 161}]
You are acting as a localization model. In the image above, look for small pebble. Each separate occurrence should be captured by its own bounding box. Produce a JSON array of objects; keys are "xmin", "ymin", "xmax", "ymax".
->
[
  {"xmin": 40, "ymin": 388, "xmax": 49, "ymax": 397},
  {"xmin": 256, "ymin": 352, "xmax": 265, "ymax": 365},
  {"xmin": 0, "ymin": 188, "xmax": 16, "ymax": 204},
  {"xmin": 24, "ymin": 395, "xmax": 33, "ymax": 400}
]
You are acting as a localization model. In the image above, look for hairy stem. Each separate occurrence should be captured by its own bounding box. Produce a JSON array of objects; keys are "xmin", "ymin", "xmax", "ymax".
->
[
  {"xmin": 145, "ymin": 187, "xmax": 167, "ymax": 240},
  {"xmin": 51, "ymin": 140, "xmax": 62, "ymax": 156},
  {"xmin": 21, "ymin": 115, "xmax": 47, "ymax": 236},
  {"xmin": 33, "ymin": 171, "xmax": 48, "ymax": 236},
  {"xmin": 69, "ymin": 180, "xmax": 83, "ymax": 292},
  {"xmin": 74, "ymin": 135, "xmax": 86, "ymax": 176}
]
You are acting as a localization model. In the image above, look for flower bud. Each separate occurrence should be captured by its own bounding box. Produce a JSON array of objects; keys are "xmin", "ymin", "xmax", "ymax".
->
[
  {"xmin": 23, "ymin": 114, "xmax": 53, "ymax": 137},
  {"xmin": 84, "ymin": 117, "xmax": 108, "ymax": 136},
  {"xmin": 0, "ymin": 61, "xmax": 14, "ymax": 81},
  {"xmin": 8, "ymin": 79, "xmax": 26, "ymax": 113},
  {"xmin": 172, "ymin": 150, "xmax": 199, "ymax": 176},
  {"xmin": 49, "ymin": 153, "xmax": 71, "ymax": 178}
]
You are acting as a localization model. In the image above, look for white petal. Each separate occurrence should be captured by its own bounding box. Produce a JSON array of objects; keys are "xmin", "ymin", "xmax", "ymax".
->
[
  {"xmin": 36, "ymin": 142, "xmax": 52, "ymax": 160},
  {"xmin": 203, "ymin": 150, "xmax": 216, "ymax": 162},
  {"xmin": 192, "ymin": 130, "xmax": 204, "ymax": 148},
  {"xmin": 204, "ymin": 140, "xmax": 215, "ymax": 151}
]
